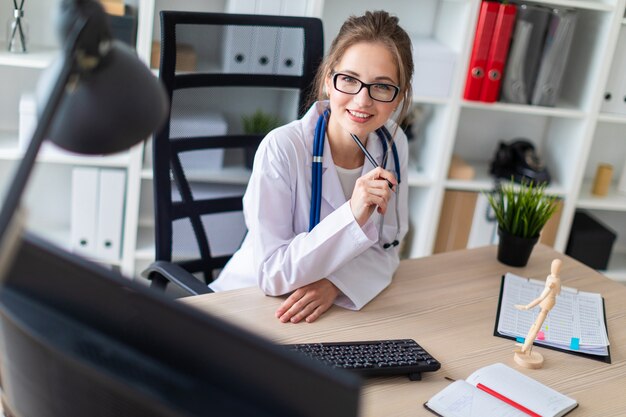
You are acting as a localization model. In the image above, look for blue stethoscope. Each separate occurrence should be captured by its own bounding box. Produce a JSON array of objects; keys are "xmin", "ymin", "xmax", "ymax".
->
[{"xmin": 309, "ymin": 110, "xmax": 401, "ymax": 249}]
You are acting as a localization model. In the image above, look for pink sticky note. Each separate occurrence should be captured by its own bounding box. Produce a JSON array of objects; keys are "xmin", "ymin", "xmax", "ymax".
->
[{"xmin": 537, "ymin": 331, "xmax": 545, "ymax": 340}]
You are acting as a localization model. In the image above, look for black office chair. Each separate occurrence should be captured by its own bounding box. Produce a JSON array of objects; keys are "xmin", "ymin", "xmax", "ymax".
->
[{"xmin": 143, "ymin": 11, "xmax": 324, "ymax": 295}]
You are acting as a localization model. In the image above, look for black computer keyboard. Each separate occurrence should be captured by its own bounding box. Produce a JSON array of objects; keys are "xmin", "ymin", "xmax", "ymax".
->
[{"xmin": 285, "ymin": 339, "xmax": 440, "ymax": 381}]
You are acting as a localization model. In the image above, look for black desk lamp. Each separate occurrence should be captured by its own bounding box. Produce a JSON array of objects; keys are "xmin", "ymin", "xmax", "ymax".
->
[{"xmin": 0, "ymin": 0, "xmax": 168, "ymax": 274}]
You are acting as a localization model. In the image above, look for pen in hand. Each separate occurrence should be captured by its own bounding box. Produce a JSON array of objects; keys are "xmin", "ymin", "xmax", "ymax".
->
[{"xmin": 350, "ymin": 133, "xmax": 394, "ymax": 190}]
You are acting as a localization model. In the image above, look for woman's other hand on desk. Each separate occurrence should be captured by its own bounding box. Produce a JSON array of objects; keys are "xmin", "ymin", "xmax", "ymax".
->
[
  {"xmin": 350, "ymin": 167, "xmax": 397, "ymax": 226},
  {"xmin": 275, "ymin": 279, "xmax": 340, "ymax": 323}
]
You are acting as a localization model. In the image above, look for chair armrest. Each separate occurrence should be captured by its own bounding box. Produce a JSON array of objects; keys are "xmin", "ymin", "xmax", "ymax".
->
[{"xmin": 141, "ymin": 261, "xmax": 213, "ymax": 296}]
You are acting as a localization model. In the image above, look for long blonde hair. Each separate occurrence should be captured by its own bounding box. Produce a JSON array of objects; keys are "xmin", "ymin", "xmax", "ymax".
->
[{"xmin": 307, "ymin": 10, "xmax": 414, "ymax": 123}]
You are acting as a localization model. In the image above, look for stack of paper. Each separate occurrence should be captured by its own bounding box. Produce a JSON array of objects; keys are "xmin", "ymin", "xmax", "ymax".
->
[{"xmin": 496, "ymin": 273, "xmax": 609, "ymax": 357}]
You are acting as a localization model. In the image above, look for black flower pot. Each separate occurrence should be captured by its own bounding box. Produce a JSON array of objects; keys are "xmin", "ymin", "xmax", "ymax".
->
[{"xmin": 497, "ymin": 228, "xmax": 539, "ymax": 267}]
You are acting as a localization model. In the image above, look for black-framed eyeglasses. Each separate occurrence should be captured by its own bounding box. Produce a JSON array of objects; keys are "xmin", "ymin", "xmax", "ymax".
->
[{"xmin": 332, "ymin": 72, "xmax": 400, "ymax": 103}]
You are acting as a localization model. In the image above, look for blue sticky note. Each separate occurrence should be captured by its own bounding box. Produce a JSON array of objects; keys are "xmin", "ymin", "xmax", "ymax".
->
[
  {"xmin": 570, "ymin": 338, "xmax": 580, "ymax": 350},
  {"xmin": 516, "ymin": 337, "xmax": 525, "ymax": 344}
]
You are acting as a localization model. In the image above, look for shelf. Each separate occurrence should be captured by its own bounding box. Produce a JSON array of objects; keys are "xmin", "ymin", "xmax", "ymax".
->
[
  {"xmin": 135, "ymin": 224, "xmax": 207, "ymax": 263},
  {"xmin": 444, "ymin": 161, "xmax": 568, "ymax": 196},
  {"xmin": 444, "ymin": 161, "xmax": 496, "ymax": 192},
  {"xmin": 142, "ymin": 163, "xmax": 436, "ymax": 188},
  {"xmin": 142, "ymin": 165, "xmax": 252, "ymax": 184},
  {"xmin": 413, "ymin": 95, "xmax": 451, "ymax": 106},
  {"xmin": 577, "ymin": 179, "xmax": 626, "ymax": 211},
  {"xmin": 34, "ymin": 150, "xmax": 132, "ymax": 167},
  {"xmin": 597, "ymin": 113, "xmax": 626, "ymax": 124},
  {"xmin": 0, "ymin": 44, "xmax": 58, "ymax": 68},
  {"xmin": 26, "ymin": 223, "xmax": 124, "ymax": 267},
  {"xmin": 3, "ymin": 0, "xmax": 620, "ymax": 279},
  {"xmin": 406, "ymin": 169, "xmax": 433, "ymax": 187},
  {"xmin": 0, "ymin": 130, "xmax": 131, "ymax": 167},
  {"xmin": 185, "ymin": 166, "xmax": 252, "ymax": 184},
  {"xmin": 461, "ymin": 100, "xmax": 587, "ymax": 119}
]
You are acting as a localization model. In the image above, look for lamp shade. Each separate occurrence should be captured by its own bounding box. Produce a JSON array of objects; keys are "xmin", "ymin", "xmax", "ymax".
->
[{"xmin": 40, "ymin": 41, "xmax": 168, "ymax": 155}]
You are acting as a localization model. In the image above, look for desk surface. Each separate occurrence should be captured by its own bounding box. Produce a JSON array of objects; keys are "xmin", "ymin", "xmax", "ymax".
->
[{"xmin": 182, "ymin": 245, "xmax": 626, "ymax": 417}]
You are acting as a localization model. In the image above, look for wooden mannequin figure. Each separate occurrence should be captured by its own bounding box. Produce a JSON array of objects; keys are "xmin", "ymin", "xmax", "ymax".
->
[{"xmin": 513, "ymin": 259, "xmax": 563, "ymax": 369}]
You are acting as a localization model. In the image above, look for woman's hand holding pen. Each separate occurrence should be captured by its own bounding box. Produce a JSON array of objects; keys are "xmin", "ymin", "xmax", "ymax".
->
[
  {"xmin": 276, "ymin": 279, "xmax": 340, "ymax": 323},
  {"xmin": 350, "ymin": 167, "xmax": 397, "ymax": 226}
]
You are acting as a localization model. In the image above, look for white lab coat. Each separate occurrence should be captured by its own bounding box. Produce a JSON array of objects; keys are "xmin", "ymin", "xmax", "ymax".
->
[{"xmin": 210, "ymin": 101, "xmax": 409, "ymax": 309}]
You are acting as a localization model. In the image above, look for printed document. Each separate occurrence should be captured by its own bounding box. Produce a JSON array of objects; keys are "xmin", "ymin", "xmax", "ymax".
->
[{"xmin": 496, "ymin": 273, "xmax": 609, "ymax": 356}]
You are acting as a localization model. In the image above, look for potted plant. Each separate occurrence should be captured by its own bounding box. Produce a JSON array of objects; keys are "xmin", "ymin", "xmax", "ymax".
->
[
  {"xmin": 242, "ymin": 109, "xmax": 282, "ymax": 169},
  {"xmin": 485, "ymin": 179, "xmax": 559, "ymax": 267}
]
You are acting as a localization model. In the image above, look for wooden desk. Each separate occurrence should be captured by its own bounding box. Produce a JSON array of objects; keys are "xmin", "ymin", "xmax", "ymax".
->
[{"xmin": 182, "ymin": 245, "xmax": 626, "ymax": 416}]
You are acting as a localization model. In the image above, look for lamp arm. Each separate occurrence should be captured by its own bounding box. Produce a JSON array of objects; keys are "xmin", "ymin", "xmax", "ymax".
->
[{"xmin": 0, "ymin": 16, "xmax": 89, "ymax": 263}]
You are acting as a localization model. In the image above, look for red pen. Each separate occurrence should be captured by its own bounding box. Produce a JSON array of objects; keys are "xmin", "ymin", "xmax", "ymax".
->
[{"xmin": 476, "ymin": 383, "xmax": 541, "ymax": 417}]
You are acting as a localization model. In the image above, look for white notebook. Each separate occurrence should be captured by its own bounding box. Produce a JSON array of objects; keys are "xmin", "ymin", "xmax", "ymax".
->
[{"xmin": 424, "ymin": 363, "xmax": 578, "ymax": 417}]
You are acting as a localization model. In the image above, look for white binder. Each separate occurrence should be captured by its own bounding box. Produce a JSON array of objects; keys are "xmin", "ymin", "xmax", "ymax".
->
[
  {"xmin": 601, "ymin": 28, "xmax": 626, "ymax": 115},
  {"xmin": 224, "ymin": 0, "xmax": 310, "ymax": 74},
  {"xmin": 70, "ymin": 167, "xmax": 100, "ymax": 257},
  {"xmin": 251, "ymin": 26, "xmax": 280, "ymax": 73},
  {"xmin": 276, "ymin": 26, "xmax": 305, "ymax": 76},
  {"xmin": 277, "ymin": 0, "xmax": 308, "ymax": 75},
  {"xmin": 223, "ymin": 1, "xmax": 256, "ymax": 73},
  {"xmin": 410, "ymin": 36, "xmax": 456, "ymax": 98},
  {"xmin": 95, "ymin": 169, "xmax": 127, "ymax": 261},
  {"xmin": 250, "ymin": 0, "xmax": 281, "ymax": 73},
  {"xmin": 223, "ymin": 25, "xmax": 255, "ymax": 73}
]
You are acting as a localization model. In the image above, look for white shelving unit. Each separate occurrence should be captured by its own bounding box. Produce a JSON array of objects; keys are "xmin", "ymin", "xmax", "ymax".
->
[
  {"xmin": 2, "ymin": 0, "xmax": 626, "ymax": 283},
  {"xmin": 0, "ymin": 0, "xmax": 144, "ymax": 276}
]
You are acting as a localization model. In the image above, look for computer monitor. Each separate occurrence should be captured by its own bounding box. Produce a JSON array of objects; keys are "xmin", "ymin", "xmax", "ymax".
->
[{"xmin": 0, "ymin": 233, "xmax": 361, "ymax": 417}]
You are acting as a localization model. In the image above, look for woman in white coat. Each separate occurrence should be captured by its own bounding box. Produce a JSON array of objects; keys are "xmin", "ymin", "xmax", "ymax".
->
[{"xmin": 211, "ymin": 11, "xmax": 413, "ymax": 323}]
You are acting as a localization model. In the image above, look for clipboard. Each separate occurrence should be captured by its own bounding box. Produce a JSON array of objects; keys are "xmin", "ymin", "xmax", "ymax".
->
[{"xmin": 493, "ymin": 275, "xmax": 611, "ymax": 363}]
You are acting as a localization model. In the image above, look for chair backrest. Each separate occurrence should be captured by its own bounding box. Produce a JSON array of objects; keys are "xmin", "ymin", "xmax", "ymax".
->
[{"xmin": 153, "ymin": 11, "xmax": 324, "ymax": 284}]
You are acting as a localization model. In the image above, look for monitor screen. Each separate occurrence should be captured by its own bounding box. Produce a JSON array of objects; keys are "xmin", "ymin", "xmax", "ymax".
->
[{"xmin": 0, "ymin": 233, "xmax": 361, "ymax": 417}]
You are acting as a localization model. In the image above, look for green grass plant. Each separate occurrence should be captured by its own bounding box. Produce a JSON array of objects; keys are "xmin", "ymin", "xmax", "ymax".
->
[
  {"xmin": 485, "ymin": 179, "xmax": 559, "ymax": 239},
  {"xmin": 242, "ymin": 109, "xmax": 281, "ymax": 134}
]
